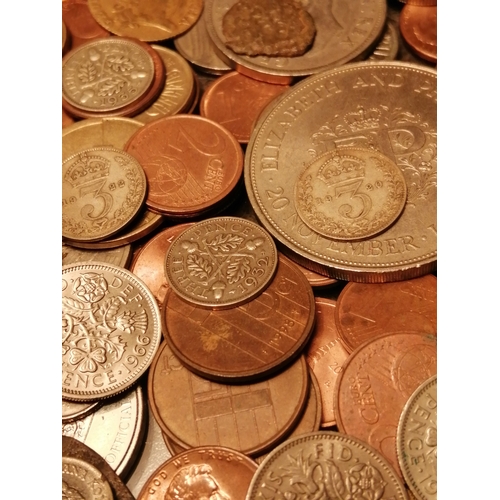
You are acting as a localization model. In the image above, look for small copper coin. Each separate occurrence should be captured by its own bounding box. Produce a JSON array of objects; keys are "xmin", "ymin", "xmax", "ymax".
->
[
  {"xmin": 63, "ymin": 108, "xmax": 75, "ymax": 128},
  {"xmin": 62, "ymin": 262, "xmax": 162, "ymax": 401},
  {"xmin": 130, "ymin": 223, "xmax": 194, "ymax": 307},
  {"xmin": 200, "ymin": 72, "xmax": 289, "ymax": 144},
  {"xmin": 164, "ymin": 216, "xmax": 278, "ymax": 309},
  {"xmin": 148, "ymin": 341, "xmax": 309, "ymax": 457},
  {"xmin": 125, "ymin": 115, "xmax": 244, "ymax": 217},
  {"xmin": 400, "ymin": 5, "xmax": 437, "ymax": 63},
  {"xmin": 334, "ymin": 332, "xmax": 437, "ymax": 473},
  {"xmin": 335, "ymin": 274, "xmax": 437, "ymax": 353},
  {"xmin": 305, "ymin": 297, "xmax": 349, "ymax": 427},
  {"xmin": 136, "ymin": 446, "xmax": 257, "ymax": 500},
  {"xmin": 62, "ymin": 147, "xmax": 147, "ymax": 242},
  {"xmin": 296, "ymin": 262, "xmax": 338, "ymax": 288},
  {"xmin": 62, "ymin": 456, "xmax": 114, "ymax": 500},
  {"xmin": 162, "ymin": 253, "xmax": 314, "ymax": 381}
]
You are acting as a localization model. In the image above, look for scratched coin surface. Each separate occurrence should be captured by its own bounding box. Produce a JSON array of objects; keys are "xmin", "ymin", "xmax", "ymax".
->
[
  {"xmin": 246, "ymin": 432, "xmax": 408, "ymax": 500},
  {"xmin": 295, "ymin": 147, "xmax": 407, "ymax": 240},
  {"xmin": 136, "ymin": 446, "xmax": 257, "ymax": 500},
  {"xmin": 62, "ymin": 147, "xmax": 147, "ymax": 242},
  {"xmin": 165, "ymin": 217, "xmax": 278, "ymax": 309},
  {"xmin": 245, "ymin": 62, "xmax": 437, "ymax": 282},
  {"xmin": 62, "ymin": 262, "xmax": 161, "ymax": 401},
  {"xmin": 162, "ymin": 253, "xmax": 314, "ymax": 381},
  {"xmin": 334, "ymin": 332, "xmax": 437, "ymax": 473},
  {"xmin": 62, "ymin": 456, "xmax": 114, "ymax": 500},
  {"xmin": 396, "ymin": 375, "xmax": 437, "ymax": 500}
]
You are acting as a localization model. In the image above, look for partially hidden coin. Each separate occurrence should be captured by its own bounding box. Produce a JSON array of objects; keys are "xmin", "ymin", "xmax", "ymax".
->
[
  {"xmin": 400, "ymin": 5, "xmax": 437, "ymax": 64},
  {"xmin": 62, "ymin": 456, "xmax": 114, "ymax": 500},
  {"xmin": 246, "ymin": 431, "xmax": 408, "ymax": 500},
  {"xmin": 62, "ymin": 243, "xmax": 133, "ymax": 269},
  {"xmin": 63, "ymin": 20, "xmax": 71, "ymax": 56},
  {"xmin": 62, "ymin": 147, "xmax": 147, "ymax": 242},
  {"xmin": 368, "ymin": 20, "xmax": 400, "ymax": 61},
  {"xmin": 62, "ymin": 262, "xmax": 162, "ymax": 401},
  {"xmin": 148, "ymin": 341, "xmax": 309, "ymax": 457},
  {"xmin": 162, "ymin": 253, "xmax": 315, "ymax": 381},
  {"xmin": 334, "ymin": 332, "xmax": 437, "ymax": 474},
  {"xmin": 396, "ymin": 375, "xmax": 437, "ymax": 500},
  {"xmin": 164, "ymin": 216, "xmax": 278, "ymax": 309},
  {"xmin": 62, "ymin": 398, "xmax": 101, "ymax": 423},
  {"xmin": 136, "ymin": 446, "xmax": 258, "ymax": 500}
]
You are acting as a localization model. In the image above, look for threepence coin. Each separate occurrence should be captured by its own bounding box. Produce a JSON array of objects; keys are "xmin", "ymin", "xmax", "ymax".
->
[
  {"xmin": 62, "ymin": 147, "xmax": 147, "ymax": 243},
  {"xmin": 62, "ymin": 262, "xmax": 161, "ymax": 401},
  {"xmin": 396, "ymin": 375, "xmax": 437, "ymax": 500},
  {"xmin": 164, "ymin": 217, "xmax": 278, "ymax": 309},
  {"xmin": 62, "ymin": 456, "xmax": 114, "ymax": 500}
]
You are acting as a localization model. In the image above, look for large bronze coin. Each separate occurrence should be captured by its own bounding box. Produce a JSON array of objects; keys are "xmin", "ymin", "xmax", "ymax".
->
[
  {"xmin": 62, "ymin": 263, "xmax": 161, "ymax": 401},
  {"xmin": 245, "ymin": 61, "xmax": 437, "ymax": 282},
  {"xmin": 162, "ymin": 253, "xmax": 314, "ymax": 381}
]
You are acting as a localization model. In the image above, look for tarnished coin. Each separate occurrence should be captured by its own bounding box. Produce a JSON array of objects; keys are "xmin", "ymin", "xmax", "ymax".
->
[
  {"xmin": 295, "ymin": 147, "xmax": 407, "ymax": 240},
  {"xmin": 368, "ymin": 20, "xmax": 400, "ymax": 61},
  {"xmin": 165, "ymin": 217, "xmax": 278, "ymax": 309},
  {"xmin": 62, "ymin": 244, "xmax": 133, "ymax": 269},
  {"xmin": 162, "ymin": 253, "xmax": 315, "ymax": 381},
  {"xmin": 246, "ymin": 432, "xmax": 408, "ymax": 500},
  {"xmin": 62, "ymin": 262, "xmax": 161, "ymax": 401},
  {"xmin": 334, "ymin": 332, "xmax": 437, "ymax": 473},
  {"xmin": 400, "ymin": 5, "xmax": 437, "ymax": 64},
  {"xmin": 62, "ymin": 147, "xmax": 147, "ymax": 242},
  {"xmin": 136, "ymin": 446, "xmax": 257, "ymax": 500},
  {"xmin": 62, "ymin": 456, "xmax": 114, "ymax": 500},
  {"xmin": 63, "ymin": 20, "xmax": 71, "ymax": 55},
  {"xmin": 397, "ymin": 375, "xmax": 437, "ymax": 500}
]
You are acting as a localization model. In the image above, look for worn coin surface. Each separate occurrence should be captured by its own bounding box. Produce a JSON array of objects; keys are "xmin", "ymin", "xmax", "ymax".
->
[
  {"xmin": 62, "ymin": 147, "xmax": 147, "ymax": 242},
  {"xmin": 245, "ymin": 62, "xmax": 437, "ymax": 282},
  {"xmin": 246, "ymin": 431, "xmax": 408, "ymax": 500},
  {"xmin": 164, "ymin": 217, "xmax": 278, "ymax": 309},
  {"xmin": 397, "ymin": 375, "xmax": 437, "ymax": 500},
  {"xmin": 62, "ymin": 456, "xmax": 114, "ymax": 500},
  {"xmin": 62, "ymin": 263, "xmax": 161, "ymax": 401}
]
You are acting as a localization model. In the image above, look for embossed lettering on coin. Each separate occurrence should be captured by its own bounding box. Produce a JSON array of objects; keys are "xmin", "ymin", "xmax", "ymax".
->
[{"xmin": 62, "ymin": 456, "xmax": 114, "ymax": 500}]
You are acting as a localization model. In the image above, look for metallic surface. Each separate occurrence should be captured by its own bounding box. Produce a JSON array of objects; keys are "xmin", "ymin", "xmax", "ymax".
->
[
  {"xmin": 368, "ymin": 20, "xmax": 400, "ymax": 61},
  {"xmin": 400, "ymin": 5, "xmax": 437, "ymax": 63},
  {"xmin": 62, "ymin": 243, "xmax": 133, "ymax": 269},
  {"xmin": 62, "ymin": 398, "xmax": 101, "ymax": 423},
  {"xmin": 62, "ymin": 456, "xmax": 114, "ymax": 500}
]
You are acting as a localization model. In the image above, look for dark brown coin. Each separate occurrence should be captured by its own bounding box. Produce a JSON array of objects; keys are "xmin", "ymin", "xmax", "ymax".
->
[
  {"xmin": 335, "ymin": 274, "xmax": 437, "ymax": 353},
  {"xmin": 148, "ymin": 341, "xmax": 309, "ymax": 457},
  {"xmin": 162, "ymin": 253, "xmax": 315, "ymax": 382},
  {"xmin": 400, "ymin": 5, "xmax": 437, "ymax": 63}
]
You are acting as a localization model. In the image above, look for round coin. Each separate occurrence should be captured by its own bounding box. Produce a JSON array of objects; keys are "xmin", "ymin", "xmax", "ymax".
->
[
  {"xmin": 62, "ymin": 398, "xmax": 101, "ymax": 423},
  {"xmin": 295, "ymin": 147, "xmax": 407, "ymax": 240},
  {"xmin": 368, "ymin": 20, "xmax": 400, "ymax": 61},
  {"xmin": 62, "ymin": 456, "xmax": 114, "ymax": 500},
  {"xmin": 164, "ymin": 217, "xmax": 278, "ymax": 309},
  {"xmin": 396, "ymin": 375, "xmax": 437, "ymax": 500},
  {"xmin": 62, "ymin": 262, "xmax": 161, "ymax": 401},
  {"xmin": 62, "ymin": 243, "xmax": 133, "ymax": 269},
  {"xmin": 62, "ymin": 147, "xmax": 147, "ymax": 242},
  {"xmin": 246, "ymin": 431, "xmax": 408, "ymax": 500},
  {"xmin": 400, "ymin": 5, "xmax": 437, "ymax": 64}
]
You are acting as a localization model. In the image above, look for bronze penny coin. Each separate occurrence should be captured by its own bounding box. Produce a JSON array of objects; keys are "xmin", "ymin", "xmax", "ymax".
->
[
  {"xmin": 62, "ymin": 456, "xmax": 114, "ymax": 500},
  {"xmin": 136, "ymin": 446, "xmax": 257, "ymax": 500},
  {"xmin": 335, "ymin": 274, "xmax": 437, "ymax": 353},
  {"xmin": 305, "ymin": 297, "xmax": 349, "ymax": 427},
  {"xmin": 162, "ymin": 253, "xmax": 315, "ymax": 381},
  {"xmin": 63, "ymin": 108, "xmax": 75, "ymax": 128},
  {"xmin": 400, "ymin": 5, "xmax": 437, "ymax": 63},
  {"xmin": 334, "ymin": 332, "xmax": 437, "ymax": 474},
  {"xmin": 164, "ymin": 216, "xmax": 278, "ymax": 309},
  {"xmin": 148, "ymin": 341, "xmax": 309, "ymax": 457},
  {"xmin": 125, "ymin": 115, "xmax": 244, "ymax": 217},
  {"xmin": 296, "ymin": 262, "xmax": 338, "ymax": 288},
  {"xmin": 62, "ymin": 262, "xmax": 162, "ymax": 402},
  {"xmin": 246, "ymin": 432, "xmax": 408, "ymax": 500},
  {"xmin": 63, "ymin": 20, "xmax": 72, "ymax": 56},
  {"xmin": 62, "ymin": 147, "xmax": 147, "ymax": 243}
]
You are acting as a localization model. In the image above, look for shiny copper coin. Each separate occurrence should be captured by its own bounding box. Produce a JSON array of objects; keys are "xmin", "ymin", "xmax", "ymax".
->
[
  {"xmin": 148, "ymin": 341, "xmax": 309, "ymax": 457},
  {"xmin": 334, "ymin": 332, "xmax": 437, "ymax": 474},
  {"xmin": 63, "ymin": 243, "xmax": 133, "ymax": 268},
  {"xmin": 400, "ymin": 5, "xmax": 437, "ymax": 63},
  {"xmin": 162, "ymin": 432, "xmax": 188, "ymax": 457},
  {"xmin": 125, "ymin": 115, "xmax": 243, "ymax": 217},
  {"xmin": 62, "ymin": 398, "xmax": 101, "ymax": 423},
  {"xmin": 200, "ymin": 72, "xmax": 289, "ymax": 144},
  {"xmin": 162, "ymin": 253, "xmax": 314, "ymax": 381},
  {"xmin": 305, "ymin": 297, "xmax": 349, "ymax": 427},
  {"xmin": 335, "ymin": 274, "xmax": 437, "ymax": 353},
  {"xmin": 62, "ymin": 456, "xmax": 114, "ymax": 500},
  {"xmin": 164, "ymin": 217, "xmax": 278, "ymax": 309},
  {"xmin": 368, "ymin": 20, "xmax": 400, "ymax": 61},
  {"xmin": 62, "ymin": 147, "xmax": 147, "ymax": 242},
  {"xmin": 130, "ymin": 223, "xmax": 194, "ymax": 307},
  {"xmin": 136, "ymin": 446, "xmax": 257, "ymax": 500}
]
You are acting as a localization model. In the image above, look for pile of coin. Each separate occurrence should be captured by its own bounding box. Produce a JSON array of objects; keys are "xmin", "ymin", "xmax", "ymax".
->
[{"xmin": 62, "ymin": 1, "xmax": 437, "ymax": 499}]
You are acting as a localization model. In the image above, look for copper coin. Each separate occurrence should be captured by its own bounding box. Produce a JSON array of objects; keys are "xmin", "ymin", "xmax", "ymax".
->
[
  {"xmin": 162, "ymin": 432, "xmax": 188, "ymax": 457},
  {"xmin": 335, "ymin": 274, "xmax": 437, "ymax": 353},
  {"xmin": 148, "ymin": 341, "xmax": 309, "ymax": 457},
  {"xmin": 164, "ymin": 217, "xmax": 278, "ymax": 309},
  {"xmin": 63, "ymin": 107, "xmax": 75, "ymax": 128},
  {"xmin": 200, "ymin": 72, "xmax": 289, "ymax": 144},
  {"xmin": 130, "ymin": 223, "xmax": 195, "ymax": 307},
  {"xmin": 125, "ymin": 115, "xmax": 244, "ymax": 217},
  {"xmin": 296, "ymin": 262, "xmax": 338, "ymax": 288},
  {"xmin": 305, "ymin": 297, "xmax": 349, "ymax": 427},
  {"xmin": 162, "ymin": 253, "xmax": 315, "ymax": 381},
  {"xmin": 400, "ymin": 5, "xmax": 437, "ymax": 63},
  {"xmin": 334, "ymin": 332, "xmax": 437, "ymax": 473},
  {"xmin": 136, "ymin": 446, "xmax": 257, "ymax": 500},
  {"xmin": 63, "ymin": 20, "xmax": 72, "ymax": 56}
]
